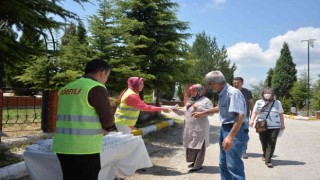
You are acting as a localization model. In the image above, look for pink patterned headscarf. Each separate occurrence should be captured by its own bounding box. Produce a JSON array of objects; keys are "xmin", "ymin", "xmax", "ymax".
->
[
  {"xmin": 186, "ymin": 84, "xmax": 206, "ymax": 110},
  {"xmin": 127, "ymin": 77, "xmax": 144, "ymax": 93},
  {"xmin": 117, "ymin": 77, "xmax": 144, "ymax": 105}
]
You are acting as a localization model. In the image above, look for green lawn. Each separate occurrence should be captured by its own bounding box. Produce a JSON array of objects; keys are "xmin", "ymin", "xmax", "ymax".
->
[{"xmin": 2, "ymin": 108, "xmax": 42, "ymax": 124}]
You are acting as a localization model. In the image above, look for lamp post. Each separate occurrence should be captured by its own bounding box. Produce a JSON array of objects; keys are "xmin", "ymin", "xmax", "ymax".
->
[{"xmin": 301, "ymin": 39, "xmax": 316, "ymax": 117}]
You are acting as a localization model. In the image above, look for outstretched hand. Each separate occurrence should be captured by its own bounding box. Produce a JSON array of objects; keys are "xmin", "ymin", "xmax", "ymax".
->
[{"xmin": 161, "ymin": 108, "xmax": 171, "ymax": 113}]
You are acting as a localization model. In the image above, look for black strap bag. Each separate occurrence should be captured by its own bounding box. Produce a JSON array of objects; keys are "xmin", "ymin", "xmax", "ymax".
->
[{"xmin": 255, "ymin": 101, "xmax": 275, "ymax": 133}]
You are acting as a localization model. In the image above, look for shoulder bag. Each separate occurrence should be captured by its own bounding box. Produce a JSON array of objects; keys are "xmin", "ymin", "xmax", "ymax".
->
[{"xmin": 255, "ymin": 101, "xmax": 275, "ymax": 133}]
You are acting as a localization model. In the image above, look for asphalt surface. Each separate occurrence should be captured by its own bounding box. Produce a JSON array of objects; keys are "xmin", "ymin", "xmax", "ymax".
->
[{"xmin": 129, "ymin": 112, "xmax": 320, "ymax": 180}]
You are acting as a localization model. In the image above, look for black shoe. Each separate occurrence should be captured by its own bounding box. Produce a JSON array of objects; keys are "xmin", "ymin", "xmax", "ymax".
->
[
  {"xmin": 188, "ymin": 167, "xmax": 204, "ymax": 173},
  {"xmin": 188, "ymin": 163, "xmax": 194, "ymax": 168},
  {"xmin": 136, "ymin": 168, "xmax": 146, "ymax": 173}
]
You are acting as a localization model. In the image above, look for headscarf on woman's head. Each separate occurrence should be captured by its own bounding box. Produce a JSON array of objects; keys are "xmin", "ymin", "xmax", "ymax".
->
[
  {"xmin": 261, "ymin": 87, "xmax": 275, "ymax": 102},
  {"xmin": 186, "ymin": 84, "xmax": 206, "ymax": 110},
  {"xmin": 117, "ymin": 77, "xmax": 144, "ymax": 105},
  {"xmin": 127, "ymin": 77, "xmax": 144, "ymax": 93}
]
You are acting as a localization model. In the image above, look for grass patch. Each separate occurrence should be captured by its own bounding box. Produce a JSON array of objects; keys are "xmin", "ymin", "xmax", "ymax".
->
[
  {"xmin": 0, "ymin": 154, "xmax": 24, "ymax": 168},
  {"xmin": 2, "ymin": 108, "xmax": 42, "ymax": 124}
]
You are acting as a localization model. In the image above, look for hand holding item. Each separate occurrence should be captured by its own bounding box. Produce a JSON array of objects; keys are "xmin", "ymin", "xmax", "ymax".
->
[
  {"xmin": 161, "ymin": 107, "xmax": 171, "ymax": 113},
  {"xmin": 171, "ymin": 104, "xmax": 179, "ymax": 111}
]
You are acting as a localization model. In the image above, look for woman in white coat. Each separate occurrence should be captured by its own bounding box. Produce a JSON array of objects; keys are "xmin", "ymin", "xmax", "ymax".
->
[{"xmin": 173, "ymin": 84, "xmax": 213, "ymax": 173}]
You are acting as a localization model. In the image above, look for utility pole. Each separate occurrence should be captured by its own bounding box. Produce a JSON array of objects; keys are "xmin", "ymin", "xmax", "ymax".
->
[{"xmin": 301, "ymin": 39, "xmax": 316, "ymax": 117}]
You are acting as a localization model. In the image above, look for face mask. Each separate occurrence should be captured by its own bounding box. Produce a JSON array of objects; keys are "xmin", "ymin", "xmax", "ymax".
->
[{"xmin": 264, "ymin": 94, "xmax": 272, "ymax": 99}]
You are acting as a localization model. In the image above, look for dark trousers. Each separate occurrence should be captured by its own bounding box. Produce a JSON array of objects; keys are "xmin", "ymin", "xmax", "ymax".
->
[
  {"xmin": 259, "ymin": 128, "xmax": 280, "ymax": 163},
  {"xmin": 57, "ymin": 153, "xmax": 101, "ymax": 180}
]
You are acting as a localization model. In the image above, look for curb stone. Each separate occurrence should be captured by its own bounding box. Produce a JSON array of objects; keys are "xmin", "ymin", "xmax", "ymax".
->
[
  {"xmin": 132, "ymin": 119, "xmax": 174, "ymax": 136},
  {"xmin": 0, "ymin": 162, "xmax": 28, "ymax": 180},
  {"xmin": 284, "ymin": 114, "xmax": 317, "ymax": 120}
]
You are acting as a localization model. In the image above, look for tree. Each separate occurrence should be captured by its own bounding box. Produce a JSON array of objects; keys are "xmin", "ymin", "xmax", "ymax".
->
[
  {"xmin": 0, "ymin": 0, "xmax": 90, "ymax": 63},
  {"xmin": 191, "ymin": 31, "xmax": 236, "ymax": 101},
  {"xmin": 116, "ymin": 0, "xmax": 191, "ymax": 103},
  {"xmin": 88, "ymin": 0, "xmax": 148, "ymax": 93},
  {"xmin": 290, "ymin": 70, "xmax": 308, "ymax": 110},
  {"xmin": 281, "ymin": 97, "xmax": 291, "ymax": 114},
  {"xmin": 16, "ymin": 22, "xmax": 92, "ymax": 89},
  {"xmin": 0, "ymin": 0, "xmax": 90, "ymax": 87},
  {"xmin": 192, "ymin": 32, "xmax": 236, "ymax": 84},
  {"xmin": 264, "ymin": 68, "xmax": 273, "ymax": 87},
  {"xmin": 4, "ymin": 30, "xmax": 45, "ymax": 88},
  {"xmin": 311, "ymin": 74, "xmax": 320, "ymax": 111},
  {"xmin": 250, "ymin": 81, "xmax": 265, "ymax": 102},
  {"xmin": 271, "ymin": 42, "xmax": 297, "ymax": 99}
]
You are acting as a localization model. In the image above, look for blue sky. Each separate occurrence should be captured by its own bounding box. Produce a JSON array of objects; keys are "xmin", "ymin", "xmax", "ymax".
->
[{"xmin": 61, "ymin": 0, "xmax": 320, "ymax": 88}]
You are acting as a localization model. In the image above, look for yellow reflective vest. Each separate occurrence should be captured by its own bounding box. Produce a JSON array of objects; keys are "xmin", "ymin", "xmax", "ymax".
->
[
  {"xmin": 115, "ymin": 89, "xmax": 140, "ymax": 126},
  {"xmin": 52, "ymin": 78, "xmax": 105, "ymax": 154}
]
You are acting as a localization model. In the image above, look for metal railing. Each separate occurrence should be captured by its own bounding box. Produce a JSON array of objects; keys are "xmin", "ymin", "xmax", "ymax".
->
[{"xmin": 1, "ymin": 88, "xmax": 42, "ymax": 125}]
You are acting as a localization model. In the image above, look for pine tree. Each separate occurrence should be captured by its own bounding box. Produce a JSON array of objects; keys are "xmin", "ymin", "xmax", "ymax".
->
[
  {"xmin": 311, "ymin": 75, "xmax": 320, "ymax": 111},
  {"xmin": 116, "ymin": 0, "xmax": 191, "ymax": 102},
  {"xmin": 290, "ymin": 70, "xmax": 308, "ymax": 110},
  {"xmin": 192, "ymin": 32, "xmax": 236, "ymax": 84},
  {"xmin": 264, "ymin": 68, "xmax": 273, "ymax": 87},
  {"xmin": 272, "ymin": 42, "xmax": 297, "ymax": 99},
  {"xmin": 0, "ymin": 0, "xmax": 90, "ymax": 87},
  {"xmin": 88, "ymin": 0, "xmax": 147, "ymax": 93},
  {"xmin": 16, "ymin": 23, "xmax": 92, "ymax": 89}
]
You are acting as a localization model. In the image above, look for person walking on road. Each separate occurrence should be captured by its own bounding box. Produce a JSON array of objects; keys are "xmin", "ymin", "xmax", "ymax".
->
[
  {"xmin": 172, "ymin": 84, "xmax": 213, "ymax": 173},
  {"xmin": 52, "ymin": 59, "xmax": 115, "ymax": 180},
  {"xmin": 115, "ymin": 77, "xmax": 171, "ymax": 134},
  {"xmin": 192, "ymin": 71, "xmax": 247, "ymax": 180},
  {"xmin": 249, "ymin": 87, "xmax": 285, "ymax": 168},
  {"xmin": 233, "ymin": 77, "xmax": 254, "ymax": 159}
]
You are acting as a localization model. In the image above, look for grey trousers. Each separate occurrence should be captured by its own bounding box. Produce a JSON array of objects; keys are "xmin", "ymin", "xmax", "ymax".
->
[{"xmin": 186, "ymin": 142, "xmax": 206, "ymax": 169}]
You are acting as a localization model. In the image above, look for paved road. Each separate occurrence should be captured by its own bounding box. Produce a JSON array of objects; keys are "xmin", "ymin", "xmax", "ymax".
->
[{"xmin": 128, "ymin": 113, "xmax": 320, "ymax": 180}]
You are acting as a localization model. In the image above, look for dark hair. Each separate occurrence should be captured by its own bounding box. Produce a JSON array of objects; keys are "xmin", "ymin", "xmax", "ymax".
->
[
  {"xmin": 233, "ymin": 77, "xmax": 244, "ymax": 83},
  {"xmin": 85, "ymin": 59, "xmax": 111, "ymax": 74}
]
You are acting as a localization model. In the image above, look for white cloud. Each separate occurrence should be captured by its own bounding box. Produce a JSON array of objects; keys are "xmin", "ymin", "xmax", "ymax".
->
[
  {"xmin": 204, "ymin": 0, "xmax": 227, "ymax": 10},
  {"xmin": 227, "ymin": 27, "xmax": 320, "ymax": 87}
]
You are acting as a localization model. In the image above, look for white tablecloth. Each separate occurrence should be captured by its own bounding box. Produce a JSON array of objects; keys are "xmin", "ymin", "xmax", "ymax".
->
[{"xmin": 23, "ymin": 132, "xmax": 152, "ymax": 180}]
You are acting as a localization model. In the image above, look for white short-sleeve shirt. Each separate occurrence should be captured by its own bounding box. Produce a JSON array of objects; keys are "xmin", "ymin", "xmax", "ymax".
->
[{"xmin": 253, "ymin": 100, "xmax": 283, "ymax": 129}]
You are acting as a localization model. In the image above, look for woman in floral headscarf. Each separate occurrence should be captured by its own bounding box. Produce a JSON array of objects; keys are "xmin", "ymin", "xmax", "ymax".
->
[
  {"xmin": 172, "ymin": 84, "xmax": 213, "ymax": 173},
  {"xmin": 115, "ymin": 77, "xmax": 171, "ymax": 134}
]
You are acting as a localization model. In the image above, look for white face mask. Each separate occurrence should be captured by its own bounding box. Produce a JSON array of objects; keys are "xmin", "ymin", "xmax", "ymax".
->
[{"xmin": 264, "ymin": 94, "xmax": 272, "ymax": 99}]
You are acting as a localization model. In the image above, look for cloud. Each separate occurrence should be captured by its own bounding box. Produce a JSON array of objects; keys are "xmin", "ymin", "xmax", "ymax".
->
[
  {"xmin": 227, "ymin": 27, "xmax": 320, "ymax": 87},
  {"xmin": 205, "ymin": 0, "xmax": 227, "ymax": 10}
]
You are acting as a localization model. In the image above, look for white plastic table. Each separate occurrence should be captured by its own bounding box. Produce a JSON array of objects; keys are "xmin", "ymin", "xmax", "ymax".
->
[{"xmin": 23, "ymin": 132, "xmax": 152, "ymax": 180}]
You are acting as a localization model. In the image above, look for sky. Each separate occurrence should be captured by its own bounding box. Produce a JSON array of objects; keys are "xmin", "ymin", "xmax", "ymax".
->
[{"xmin": 61, "ymin": 0, "xmax": 320, "ymax": 89}]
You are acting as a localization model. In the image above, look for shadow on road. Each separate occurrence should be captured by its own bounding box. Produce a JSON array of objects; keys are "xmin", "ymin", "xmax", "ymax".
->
[
  {"xmin": 199, "ymin": 165, "xmax": 220, "ymax": 174},
  {"xmin": 273, "ymin": 159, "xmax": 306, "ymax": 166},
  {"xmin": 138, "ymin": 165, "xmax": 186, "ymax": 176},
  {"xmin": 246, "ymin": 152, "xmax": 278, "ymax": 159}
]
